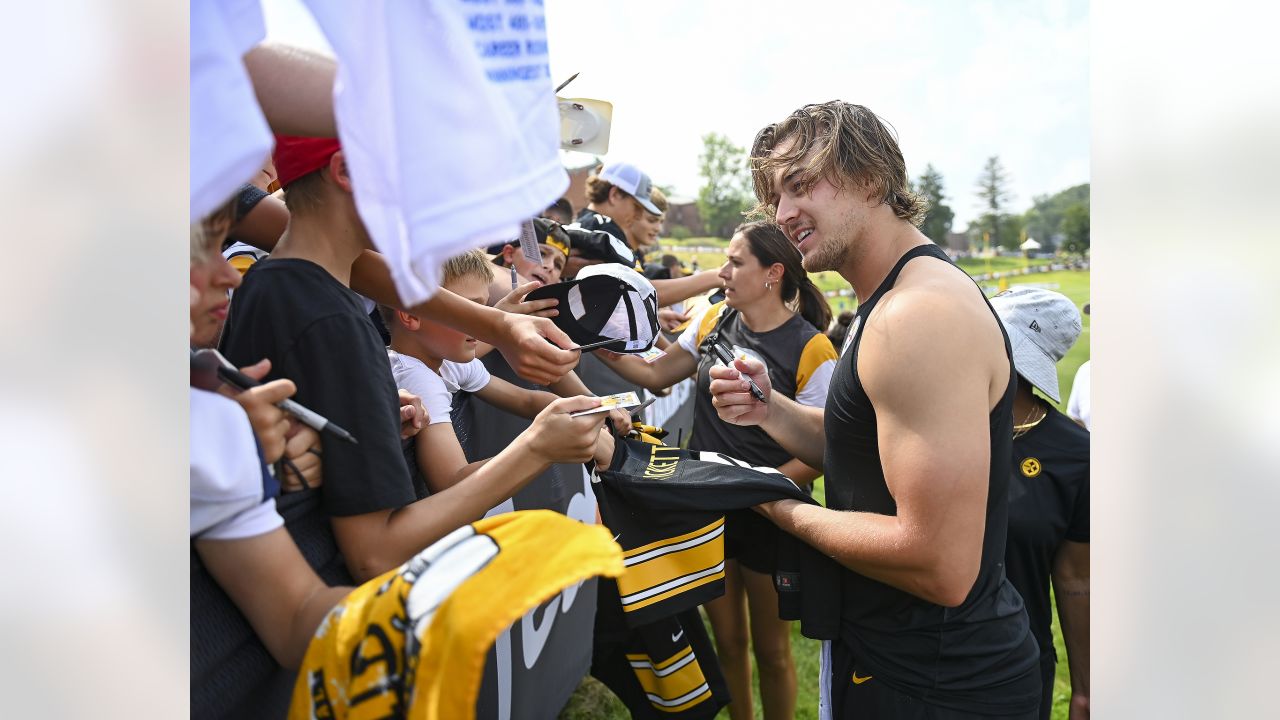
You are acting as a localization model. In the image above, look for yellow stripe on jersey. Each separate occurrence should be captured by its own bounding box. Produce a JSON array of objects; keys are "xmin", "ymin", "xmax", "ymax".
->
[
  {"xmin": 227, "ymin": 253, "xmax": 259, "ymax": 276},
  {"xmin": 618, "ymin": 517, "xmax": 726, "ymax": 615},
  {"xmin": 620, "ymin": 525, "xmax": 725, "ymax": 591},
  {"xmin": 620, "ymin": 566, "xmax": 727, "ymax": 613},
  {"xmin": 795, "ymin": 332, "xmax": 838, "ymax": 394},
  {"xmin": 623, "ymin": 517, "xmax": 725, "ymax": 560},
  {"xmin": 695, "ymin": 301, "xmax": 728, "ymax": 346},
  {"xmin": 625, "ymin": 646, "xmax": 715, "ymax": 713}
]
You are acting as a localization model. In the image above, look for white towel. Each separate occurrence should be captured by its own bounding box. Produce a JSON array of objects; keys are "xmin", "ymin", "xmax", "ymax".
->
[
  {"xmin": 298, "ymin": 0, "xmax": 568, "ymax": 306},
  {"xmin": 190, "ymin": 0, "xmax": 272, "ymax": 221}
]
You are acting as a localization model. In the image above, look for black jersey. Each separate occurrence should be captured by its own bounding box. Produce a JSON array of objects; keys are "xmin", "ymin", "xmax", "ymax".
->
[
  {"xmin": 823, "ymin": 244, "xmax": 1041, "ymax": 715},
  {"xmin": 1006, "ymin": 404, "xmax": 1089, "ymax": 718}
]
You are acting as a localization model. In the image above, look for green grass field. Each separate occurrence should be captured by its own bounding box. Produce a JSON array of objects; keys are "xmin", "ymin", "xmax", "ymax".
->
[{"xmin": 561, "ymin": 238, "xmax": 1089, "ymax": 719}]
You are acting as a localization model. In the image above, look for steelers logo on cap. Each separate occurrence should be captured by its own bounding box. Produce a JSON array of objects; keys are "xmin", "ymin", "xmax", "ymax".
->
[{"xmin": 1020, "ymin": 457, "xmax": 1042, "ymax": 478}]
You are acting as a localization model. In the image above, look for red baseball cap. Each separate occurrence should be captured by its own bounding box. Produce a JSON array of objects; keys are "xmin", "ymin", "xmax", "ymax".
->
[{"xmin": 272, "ymin": 134, "xmax": 342, "ymax": 188}]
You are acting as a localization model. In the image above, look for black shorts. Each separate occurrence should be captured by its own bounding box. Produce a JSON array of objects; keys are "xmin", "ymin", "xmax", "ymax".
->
[{"xmin": 829, "ymin": 640, "xmax": 1040, "ymax": 720}]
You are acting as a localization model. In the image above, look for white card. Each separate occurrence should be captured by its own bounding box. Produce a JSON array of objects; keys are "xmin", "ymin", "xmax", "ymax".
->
[
  {"xmin": 638, "ymin": 347, "xmax": 666, "ymax": 364},
  {"xmin": 569, "ymin": 391, "xmax": 641, "ymax": 416},
  {"xmin": 518, "ymin": 218, "xmax": 540, "ymax": 264}
]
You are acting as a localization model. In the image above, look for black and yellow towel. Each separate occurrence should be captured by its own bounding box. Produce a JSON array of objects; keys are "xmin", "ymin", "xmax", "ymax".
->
[
  {"xmin": 288, "ymin": 510, "xmax": 623, "ymax": 720},
  {"xmin": 595, "ymin": 439, "xmax": 843, "ymax": 640}
]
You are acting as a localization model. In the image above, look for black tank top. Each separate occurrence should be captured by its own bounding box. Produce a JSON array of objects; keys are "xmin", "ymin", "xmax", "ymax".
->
[{"xmin": 824, "ymin": 244, "xmax": 1041, "ymax": 714}]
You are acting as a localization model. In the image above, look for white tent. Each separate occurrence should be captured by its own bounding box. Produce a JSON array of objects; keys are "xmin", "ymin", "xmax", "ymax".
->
[{"xmin": 1020, "ymin": 237, "xmax": 1042, "ymax": 250}]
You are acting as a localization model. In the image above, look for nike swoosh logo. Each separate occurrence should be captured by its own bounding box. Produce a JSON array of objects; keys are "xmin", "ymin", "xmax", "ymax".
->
[
  {"xmin": 852, "ymin": 672, "xmax": 873, "ymax": 685},
  {"xmin": 671, "ymin": 629, "xmax": 684, "ymax": 643}
]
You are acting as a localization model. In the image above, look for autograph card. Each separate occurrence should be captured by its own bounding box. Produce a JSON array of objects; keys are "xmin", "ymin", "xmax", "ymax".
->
[
  {"xmin": 637, "ymin": 347, "xmax": 666, "ymax": 364},
  {"xmin": 518, "ymin": 219, "xmax": 540, "ymax": 264},
  {"xmin": 570, "ymin": 391, "xmax": 642, "ymax": 417}
]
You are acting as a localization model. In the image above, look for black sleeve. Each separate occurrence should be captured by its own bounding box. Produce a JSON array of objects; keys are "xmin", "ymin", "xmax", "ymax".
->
[
  {"xmin": 233, "ymin": 184, "xmax": 269, "ymax": 221},
  {"xmin": 1064, "ymin": 456, "xmax": 1089, "ymax": 543},
  {"xmin": 279, "ymin": 314, "xmax": 415, "ymax": 517}
]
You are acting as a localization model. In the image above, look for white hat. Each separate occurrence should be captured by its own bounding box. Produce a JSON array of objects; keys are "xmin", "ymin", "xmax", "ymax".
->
[
  {"xmin": 597, "ymin": 161, "xmax": 661, "ymax": 216},
  {"xmin": 990, "ymin": 286, "xmax": 1082, "ymax": 403}
]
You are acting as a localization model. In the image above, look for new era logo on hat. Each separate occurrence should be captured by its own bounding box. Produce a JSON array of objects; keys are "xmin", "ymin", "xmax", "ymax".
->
[
  {"xmin": 598, "ymin": 161, "xmax": 661, "ymax": 216},
  {"xmin": 990, "ymin": 286, "xmax": 1082, "ymax": 403},
  {"xmin": 526, "ymin": 264, "xmax": 659, "ymax": 353}
]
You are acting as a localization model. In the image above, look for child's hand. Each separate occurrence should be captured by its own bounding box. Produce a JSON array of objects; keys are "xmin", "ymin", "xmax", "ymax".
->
[
  {"xmin": 497, "ymin": 280, "xmax": 558, "ymax": 318},
  {"xmin": 398, "ymin": 389, "xmax": 427, "ymax": 439},
  {"xmin": 593, "ymin": 428, "xmax": 616, "ymax": 470},
  {"xmin": 526, "ymin": 396, "xmax": 607, "ymax": 464},
  {"xmin": 607, "ymin": 408, "xmax": 634, "ymax": 436}
]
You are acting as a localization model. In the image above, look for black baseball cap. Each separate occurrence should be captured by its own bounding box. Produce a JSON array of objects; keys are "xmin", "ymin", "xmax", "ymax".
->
[{"xmin": 526, "ymin": 264, "xmax": 659, "ymax": 353}]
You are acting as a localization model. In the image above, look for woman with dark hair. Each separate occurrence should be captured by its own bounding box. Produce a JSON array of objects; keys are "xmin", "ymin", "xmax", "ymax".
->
[{"xmin": 599, "ymin": 221, "xmax": 836, "ymax": 720}]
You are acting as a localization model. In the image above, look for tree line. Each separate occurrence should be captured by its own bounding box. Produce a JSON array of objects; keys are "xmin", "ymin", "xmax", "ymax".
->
[{"xmin": 686, "ymin": 133, "xmax": 1089, "ymax": 255}]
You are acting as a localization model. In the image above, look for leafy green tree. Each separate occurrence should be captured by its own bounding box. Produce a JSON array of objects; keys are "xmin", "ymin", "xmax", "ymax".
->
[
  {"xmin": 696, "ymin": 133, "xmax": 752, "ymax": 238},
  {"xmin": 975, "ymin": 156, "xmax": 1014, "ymax": 250},
  {"xmin": 912, "ymin": 164, "xmax": 955, "ymax": 244},
  {"xmin": 1060, "ymin": 203, "xmax": 1090, "ymax": 253},
  {"xmin": 1023, "ymin": 183, "xmax": 1089, "ymax": 251}
]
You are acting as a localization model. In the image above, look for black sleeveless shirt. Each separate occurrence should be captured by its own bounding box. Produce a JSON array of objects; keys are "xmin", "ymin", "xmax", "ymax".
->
[{"xmin": 824, "ymin": 244, "xmax": 1041, "ymax": 714}]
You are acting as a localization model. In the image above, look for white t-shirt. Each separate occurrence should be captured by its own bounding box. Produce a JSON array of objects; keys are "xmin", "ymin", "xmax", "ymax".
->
[
  {"xmin": 1066, "ymin": 360, "xmax": 1091, "ymax": 431},
  {"xmin": 190, "ymin": 387, "xmax": 283, "ymax": 540},
  {"xmin": 190, "ymin": 0, "xmax": 272, "ymax": 220},
  {"xmin": 388, "ymin": 350, "xmax": 491, "ymax": 426},
  {"xmin": 676, "ymin": 304, "xmax": 834, "ymax": 407},
  {"xmin": 295, "ymin": 0, "xmax": 568, "ymax": 307}
]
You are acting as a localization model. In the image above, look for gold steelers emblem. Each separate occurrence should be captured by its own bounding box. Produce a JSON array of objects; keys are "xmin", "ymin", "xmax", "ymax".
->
[{"xmin": 1020, "ymin": 457, "xmax": 1042, "ymax": 478}]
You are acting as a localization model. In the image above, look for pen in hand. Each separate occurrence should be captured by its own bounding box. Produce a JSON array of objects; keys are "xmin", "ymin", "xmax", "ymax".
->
[
  {"xmin": 711, "ymin": 341, "xmax": 768, "ymax": 404},
  {"xmin": 191, "ymin": 348, "xmax": 359, "ymax": 444}
]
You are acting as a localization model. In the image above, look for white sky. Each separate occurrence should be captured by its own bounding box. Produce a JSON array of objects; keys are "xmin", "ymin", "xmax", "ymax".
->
[{"xmin": 262, "ymin": 0, "xmax": 1088, "ymax": 230}]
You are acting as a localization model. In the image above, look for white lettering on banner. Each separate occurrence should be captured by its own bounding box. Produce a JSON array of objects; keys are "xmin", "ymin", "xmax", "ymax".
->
[{"xmin": 494, "ymin": 627, "xmax": 512, "ymax": 720}]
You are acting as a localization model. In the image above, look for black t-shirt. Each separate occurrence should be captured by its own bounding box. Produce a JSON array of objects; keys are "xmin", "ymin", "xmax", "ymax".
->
[
  {"xmin": 1006, "ymin": 405, "xmax": 1090, "ymax": 666},
  {"xmin": 823, "ymin": 244, "xmax": 1041, "ymax": 715},
  {"xmin": 219, "ymin": 258, "xmax": 415, "ymax": 518}
]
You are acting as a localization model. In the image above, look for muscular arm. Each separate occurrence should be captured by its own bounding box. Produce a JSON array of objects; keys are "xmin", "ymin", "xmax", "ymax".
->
[
  {"xmin": 243, "ymin": 43, "xmax": 337, "ymax": 138},
  {"xmin": 1053, "ymin": 540, "xmax": 1090, "ymax": 719},
  {"xmin": 595, "ymin": 344, "xmax": 699, "ymax": 392},
  {"xmin": 651, "ymin": 269, "xmax": 723, "ymax": 307},
  {"xmin": 755, "ymin": 289, "xmax": 1006, "ymax": 606},
  {"xmin": 196, "ymin": 529, "xmax": 351, "ymax": 668}
]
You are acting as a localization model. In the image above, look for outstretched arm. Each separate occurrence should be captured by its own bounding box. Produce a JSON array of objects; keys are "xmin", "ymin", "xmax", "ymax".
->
[
  {"xmin": 350, "ymin": 251, "xmax": 580, "ymax": 385},
  {"xmin": 332, "ymin": 396, "xmax": 606, "ymax": 581},
  {"xmin": 243, "ymin": 43, "xmax": 338, "ymax": 138},
  {"xmin": 595, "ymin": 345, "xmax": 699, "ymax": 393},
  {"xmin": 196, "ymin": 529, "xmax": 351, "ymax": 668},
  {"xmin": 652, "ymin": 269, "xmax": 723, "ymax": 307}
]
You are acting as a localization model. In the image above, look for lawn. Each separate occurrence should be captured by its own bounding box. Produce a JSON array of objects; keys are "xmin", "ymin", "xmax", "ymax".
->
[{"xmin": 563, "ymin": 239, "xmax": 1089, "ymax": 718}]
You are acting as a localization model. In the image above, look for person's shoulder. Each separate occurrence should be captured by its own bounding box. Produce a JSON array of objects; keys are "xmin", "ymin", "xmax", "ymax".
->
[{"xmin": 1044, "ymin": 405, "xmax": 1090, "ymax": 447}]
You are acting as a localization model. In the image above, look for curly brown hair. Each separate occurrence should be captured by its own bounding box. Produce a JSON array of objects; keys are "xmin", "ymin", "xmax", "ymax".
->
[{"xmin": 748, "ymin": 101, "xmax": 926, "ymax": 226}]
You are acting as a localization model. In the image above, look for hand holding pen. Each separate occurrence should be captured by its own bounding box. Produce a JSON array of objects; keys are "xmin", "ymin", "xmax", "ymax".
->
[
  {"xmin": 191, "ymin": 348, "xmax": 359, "ymax": 445},
  {"xmin": 710, "ymin": 341, "xmax": 768, "ymax": 404}
]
